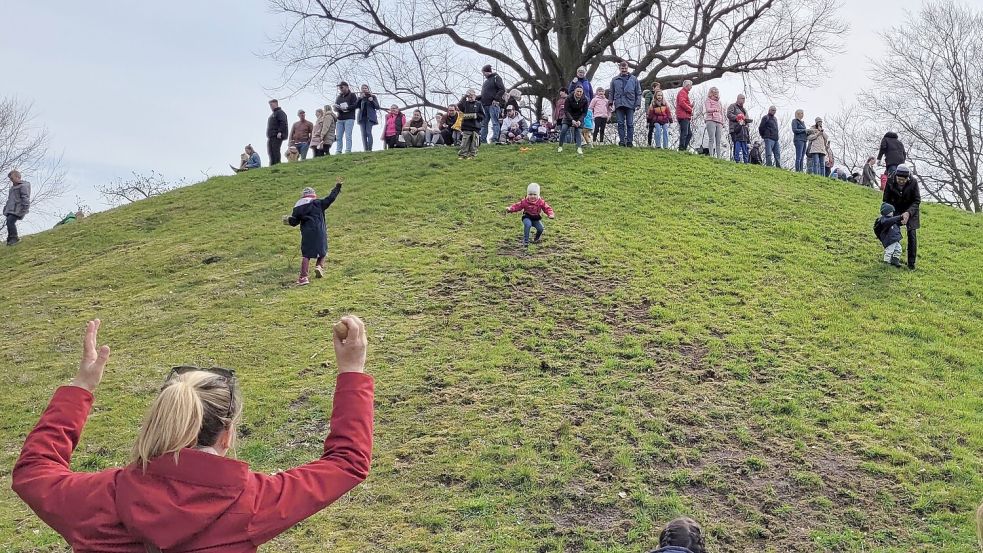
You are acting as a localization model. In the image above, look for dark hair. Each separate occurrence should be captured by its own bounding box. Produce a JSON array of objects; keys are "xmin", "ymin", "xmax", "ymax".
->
[
  {"xmin": 659, "ymin": 517, "xmax": 705, "ymax": 553},
  {"xmin": 482, "ymin": 64, "xmax": 493, "ymax": 73}
]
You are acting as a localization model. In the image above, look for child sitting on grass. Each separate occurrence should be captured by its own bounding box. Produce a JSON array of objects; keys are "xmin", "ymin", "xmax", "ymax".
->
[
  {"xmin": 283, "ymin": 178, "xmax": 343, "ymax": 285},
  {"xmin": 506, "ymin": 182, "xmax": 555, "ymax": 246},
  {"xmin": 286, "ymin": 145, "xmax": 301, "ymax": 162},
  {"xmin": 873, "ymin": 202, "xmax": 904, "ymax": 267}
]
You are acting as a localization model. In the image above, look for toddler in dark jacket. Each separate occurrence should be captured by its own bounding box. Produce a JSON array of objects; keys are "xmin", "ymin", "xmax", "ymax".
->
[{"xmin": 873, "ymin": 202, "xmax": 903, "ymax": 267}]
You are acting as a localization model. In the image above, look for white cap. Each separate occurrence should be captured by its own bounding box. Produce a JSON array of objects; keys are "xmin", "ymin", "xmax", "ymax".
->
[{"xmin": 527, "ymin": 182, "xmax": 541, "ymax": 195}]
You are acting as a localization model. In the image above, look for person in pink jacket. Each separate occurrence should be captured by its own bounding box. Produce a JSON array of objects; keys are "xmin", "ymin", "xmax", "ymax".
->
[
  {"xmin": 704, "ymin": 87, "xmax": 725, "ymax": 158},
  {"xmin": 588, "ymin": 88, "xmax": 611, "ymax": 143},
  {"xmin": 506, "ymin": 182, "xmax": 555, "ymax": 247},
  {"xmin": 12, "ymin": 317, "xmax": 374, "ymax": 553},
  {"xmin": 675, "ymin": 80, "xmax": 694, "ymax": 151}
]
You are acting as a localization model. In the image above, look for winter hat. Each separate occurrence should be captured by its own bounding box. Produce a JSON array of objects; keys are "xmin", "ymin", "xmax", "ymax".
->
[
  {"xmin": 880, "ymin": 202, "xmax": 895, "ymax": 216},
  {"xmin": 301, "ymin": 187, "xmax": 316, "ymax": 197},
  {"xmin": 527, "ymin": 182, "xmax": 541, "ymax": 196},
  {"xmin": 482, "ymin": 64, "xmax": 493, "ymax": 73},
  {"xmin": 895, "ymin": 165, "xmax": 911, "ymax": 177}
]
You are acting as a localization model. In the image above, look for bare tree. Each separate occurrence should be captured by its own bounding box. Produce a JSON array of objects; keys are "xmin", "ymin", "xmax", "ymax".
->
[
  {"xmin": 862, "ymin": 1, "xmax": 982, "ymax": 212},
  {"xmin": 269, "ymin": 0, "xmax": 845, "ymax": 114},
  {"xmin": 97, "ymin": 171, "xmax": 183, "ymax": 206},
  {"xmin": 0, "ymin": 97, "xmax": 69, "ymax": 238},
  {"xmin": 823, "ymin": 103, "xmax": 880, "ymax": 176}
]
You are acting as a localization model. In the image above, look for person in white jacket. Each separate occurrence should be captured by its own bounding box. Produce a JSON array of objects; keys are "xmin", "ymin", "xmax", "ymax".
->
[{"xmin": 499, "ymin": 106, "xmax": 528, "ymax": 144}]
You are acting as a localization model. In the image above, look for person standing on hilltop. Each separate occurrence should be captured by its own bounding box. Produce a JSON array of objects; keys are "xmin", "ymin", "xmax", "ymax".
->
[
  {"xmin": 727, "ymin": 94, "xmax": 752, "ymax": 163},
  {"xmin": 882, "ymin": 165, "xmax": 921, "ymax": 270},
  {"xmin": 609, "ymin": 60, "xmax": 642, "ymax": 147},
  {"xmin": 12, "ymin": 316, "xmax": 373, "ymax": 553},
  {"xmin": 792, "ymin": 110, "xmax": 808, "ymax": 172},
  {"xmin": 675, "ymin": 80, "xmax": 694, "ymax": 151},
  {"xmin": 704, "ymin": 87, "xmax": 725, "ymax": 158},
  {"xmin": 877, "ymin": 131, "xmax": 906, "ymax": 177},
  {"xmin": 4, "ymin": 170, "xmax": 31, "ymax": 246},
  {"xmin": 356, "ymin": 84, "xmax": 380, "ymax": 152},
  {"xmin": 479, "ymin": 65, "xmax": 507, "ymax": 144},
  {"xmin": 589, "ymin": 88, "xmax": 611, "ymax": 143},
  {"xmin": 284, "ymin": 179, "xmax": 343, "ymax": 285},
  {"xmin": 758, "ymin": 106, "xmax": 781, "ymax": 167},
  {"xmin": 266, "ymin": 99, "xmax": 288, "ymax": 166},
  {"xmin": 806, "ymin": 117, "xmax": 831, "ymax": 176},
  {"xmin": 457, "ymin": 89, "xmax": 485, "ymax": 160},
  {"xmin": 333, "ymin": 81, "xmax": 359, "ymax": 154},
  {"xmin": 289, "ymin": 110, "xmax": 314, "ymax": 160},
  {"xmin": 558, "ymin": 85, "xmax": 589, "ymax": 155}
]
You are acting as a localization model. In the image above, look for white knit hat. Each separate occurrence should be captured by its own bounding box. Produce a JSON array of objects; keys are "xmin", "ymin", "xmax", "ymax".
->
[{"xmin": 527, "ymin": 182, "xmax": 541, "ymax": 195}]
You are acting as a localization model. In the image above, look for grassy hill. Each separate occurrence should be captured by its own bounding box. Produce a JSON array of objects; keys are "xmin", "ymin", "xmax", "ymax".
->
[{"xmin": 1, "ymin": 146, "xmax": 981, "ymax": 552}]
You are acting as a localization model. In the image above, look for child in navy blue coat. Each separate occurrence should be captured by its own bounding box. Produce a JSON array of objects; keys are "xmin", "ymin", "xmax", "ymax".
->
[
  {"xmin": 283, "ymin": 179, "xmax": 342, "ymax": 285},
  {"xmin": 873, "ymin": 202, "xmax": 903, "ymax": 267}
]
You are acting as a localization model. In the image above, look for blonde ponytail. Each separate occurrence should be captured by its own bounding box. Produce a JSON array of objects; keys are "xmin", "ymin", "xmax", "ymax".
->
[{"xmin": 132, "ymin": 371, "xmax": 241, "ymax": 471}]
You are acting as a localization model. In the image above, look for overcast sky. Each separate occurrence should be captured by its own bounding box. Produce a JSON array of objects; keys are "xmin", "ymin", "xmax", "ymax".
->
[{"xmin": 2, "ymin": 0, "xmax": 923, "ymax": 232}]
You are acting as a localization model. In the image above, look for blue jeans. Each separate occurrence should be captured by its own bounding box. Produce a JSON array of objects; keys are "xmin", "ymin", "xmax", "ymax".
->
[
  {"xmin": 615, "ymin": 107, "xmax": 635, "ymax": 146},
  {"xmin": 764, "ymin": 138, "xmax": 780, "ymax": 167},
  {"xmin": 335, "ymin": 119, "xmax": 355, "ymax": 153},
  {"xmin": 678, "ymin": 119, "xmax": 692, "ymax": 150},
  {"xmin": 296, "ymin": 142, "xmax": 310, "ymax": 160},
  {"xmin": 359, "ymin": 122, "xmax": 375, "ymax": 151},
  {"xmin": 481, "ymin": 104, "xmax": 501, "ymax": 143},
  {"xmin": 559, "ymin": 123, "xmax": 582, "ymax": 148},
  {"xmin": 522, "ymin": 217, "xmax": 545, "ymax": 244},
  {"xmin": 808, "ymin": 153, "xmax": 826, "ymax": 175},
  {"xmin": 654, "ymin": 123, "xmax": 669, "ymax": 148},
  {"xmin": 794, "ymin": 140, "xmax": 807, "ymax": 172},
  {"xmin": 733, "ymin": 141, "xmax": 749, "ymax": 163}
]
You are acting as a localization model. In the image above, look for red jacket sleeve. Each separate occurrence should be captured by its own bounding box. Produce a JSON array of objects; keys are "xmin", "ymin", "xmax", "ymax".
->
[
  {"xmin": 507, "ymin": 199, "xmax": 528, "ymax": 213},
  {"xmin": 247, "ymin": 372, "xmax": 375, "ymax": 545},
  {"xmin": 12, "ymin": 386, "xmax": 119, "ymax": 541},
  {"xmin": 542, "ymin": 199, "xmax": 555, "ymax": 217}
]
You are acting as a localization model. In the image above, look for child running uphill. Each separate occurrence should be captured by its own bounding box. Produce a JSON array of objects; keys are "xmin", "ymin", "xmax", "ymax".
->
[
  {"xmin": 873, "ymin": 202, "xmax": 904, "ymax": 267},
  {"xmin": 284, "ymin": 178, "xmax": 343, "ymax": 285},
  {"xmin": 506, "ymin": 183, "xmax": 555, "ymax": 247}
]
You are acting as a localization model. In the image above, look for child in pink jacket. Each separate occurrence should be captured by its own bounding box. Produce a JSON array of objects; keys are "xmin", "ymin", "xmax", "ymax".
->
[{"xmin": 506, "ymin": 182, "xmax": 555, "ymax": 246}]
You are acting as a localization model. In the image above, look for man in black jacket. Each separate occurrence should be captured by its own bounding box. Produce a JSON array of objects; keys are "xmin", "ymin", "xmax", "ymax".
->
[
  {"xmin": 479, "ymin": 65, "xmax": 506, "ymax": 144},
  {"xmin": 457, "ymin": 89, "xmax": 485, "ymax": 159},
  {"xmin": 333, "ymin": 81, "xmax": 359, "ymax": 154},
  {"xmin": 757, "ymin": 106, "xmax": 781, "ymax": 167},
  {"xmin": 882, "ymin": 165, "xmax": 921, "ymax": 269},
  {"xmin": 266, "ymin": 99, "xmax": 289, "ymax": 165},
  {"xmin": 877, "ymin": 131, "xmax": 906, "ymax": 176}
]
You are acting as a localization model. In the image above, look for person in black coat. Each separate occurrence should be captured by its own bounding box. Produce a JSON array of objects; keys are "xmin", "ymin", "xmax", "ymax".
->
[
  {"xmin": 873, "ymin": 202, "xmax": 904, "ymax": 267},
  {"xmin": 456, "ymin": 90, "xmax": 485, "ymax": 159},
  {"xmin": 644, "ymin": 517, "xmax": 705, "ymax": 553},
  {"xmin": 882, "ymin": 165, "xmax": 921, "ymax": 269},
  {"xmin": 283, "ymin": 179, "xmax": 342, "ymax": 285},
  {"xmin": 877, "ymin": 131, "xmax": 906, "ymax": 176},
  {"xmin": 558, "ymin": 85, "xmax": 589, "ymax": 154},
  {"xmin": 266, "ymin": 99, "xmax": 289, "ymax": 165}
]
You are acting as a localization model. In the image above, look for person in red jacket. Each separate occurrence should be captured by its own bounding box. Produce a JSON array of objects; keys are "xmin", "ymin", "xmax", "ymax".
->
[
  {"xmin": 506, "ymin": 182, "xmax": 555, "ymax": 247},
  {"xmin": 12, "ymin": 317, "xmax": 374, "ymax": 553},
  {"xmin": 675, "ymin": 80, "xmax": 694, "ymax": 151}
]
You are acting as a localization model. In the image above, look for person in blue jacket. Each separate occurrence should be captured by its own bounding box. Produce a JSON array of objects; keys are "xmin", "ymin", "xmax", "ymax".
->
[
  {"xmin": 283, "ymin": 178, "xmax": 343, "ymax": 286},
  {"xmin": 356, "ymin": 85, "xmax": 380, "ymax": 151},
  {"xmin": 792, "ymin": 109, "xmax": 808, "ymax": 172},
  {"xmin": 566, "ymin": 66, "xmax": 593, "ymax": 101},
  {"xmin": 231, "ymin": 144, "xmax": 262, "ymax": 173},
  {"xmin": 873, "ymin": 202, "xmax": 904, "ymax": 267}
]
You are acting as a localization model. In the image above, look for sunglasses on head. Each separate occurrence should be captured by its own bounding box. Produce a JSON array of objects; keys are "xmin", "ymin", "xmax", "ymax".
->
[{"xmin": 165, "ymin": 366, "xmax": 238, "ymax": 418}]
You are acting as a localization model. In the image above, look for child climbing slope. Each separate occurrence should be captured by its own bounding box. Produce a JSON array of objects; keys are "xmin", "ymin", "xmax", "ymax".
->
[
  {"xmin": 506, "ymin": 182, "xmax": 555, "ymax": 247},
  {"xmin": 283, "ymin": 178, "xmax": 343, "ymax": 285}
]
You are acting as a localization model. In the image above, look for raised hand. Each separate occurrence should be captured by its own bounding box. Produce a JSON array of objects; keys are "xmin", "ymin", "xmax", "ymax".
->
[
  {"xmin": 71, "ymin": 319, "xmax": 111, "ymax": 392},
  {"xmin": 333, "ymin": 316, "xmax": 367, "ymax": 374}
]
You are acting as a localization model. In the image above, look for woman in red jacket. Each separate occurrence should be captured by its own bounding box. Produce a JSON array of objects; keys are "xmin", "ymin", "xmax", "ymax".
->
[{"xmin": 13, "ymin": 317, "xmax": 374, "ymax": 553}]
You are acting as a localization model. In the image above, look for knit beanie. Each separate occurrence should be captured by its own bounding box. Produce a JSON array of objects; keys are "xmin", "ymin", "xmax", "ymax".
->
[
  {"xmin": 527, "ymin": 182, "xmax": 541, "ymax": 196},
  {"xmin": 880, "ymin": 202, "xmax": 894, "ymax": 216},
  {"xmin": 302, "ymin": 187, "xmax": 316, "ymax": 197}
]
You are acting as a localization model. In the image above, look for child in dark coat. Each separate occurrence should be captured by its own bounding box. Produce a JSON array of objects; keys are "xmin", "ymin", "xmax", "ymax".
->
[
  {"xmin": 873, "ymin": 202, "xmax": 904, "ymax": 267},
  {"xmin": 506, "ymin": 182, "xmax": 555, "ymax": 246},
  {"xmin": 284, "ymin": 179, "xmax": 343, "ymax": 285}
]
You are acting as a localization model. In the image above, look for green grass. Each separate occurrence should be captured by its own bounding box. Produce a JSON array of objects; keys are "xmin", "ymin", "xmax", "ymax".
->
[{"xmin": 1, "ymin": 145, "xmax": 981, "ymax": 552}]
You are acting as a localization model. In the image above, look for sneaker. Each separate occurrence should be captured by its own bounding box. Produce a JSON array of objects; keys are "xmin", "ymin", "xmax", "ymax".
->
[
  {"xmin": 458, "ymin": 156, "xmax": 465, "ymax": 160},
  {"xmin": 314, "ymin": 266, "xmax": 324, "ymax": 278},
  {"xmin": 297, "ymin": 277, "xmax": 310, "ymax": 286},
  {"xmin": 533, "ymin": 235, "xmax": 542, "ymax": 243},
  {"xmin": 557, "ymin": 146, "xmax": 563, "ymax": 153},
  {"xmin": 890, "ymin": 257, "xmax": 902, "ymax": 267},
  {"xmin": 577, "ymin": 147, "xmax": 583, "ymax": 155},
  {"xmin": 6, "ymin": 237, "xmax": 19, "ymax": 246}
]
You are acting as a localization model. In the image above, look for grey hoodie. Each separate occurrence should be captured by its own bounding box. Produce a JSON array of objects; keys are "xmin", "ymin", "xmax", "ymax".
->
[{"xmin": 4, "ymin": 180, "xmax": 31, "ymax": 218}]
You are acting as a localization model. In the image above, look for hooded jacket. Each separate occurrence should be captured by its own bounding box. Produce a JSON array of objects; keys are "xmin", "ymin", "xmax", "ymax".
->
[
  {"xmin": 609, "ymin": 73, "xmax": 643, "ymax": 110},
  {"xmin": 480, "ymin": 72, "xmax": 507, "ymax": 107},
  {"xmin": 806, "ymin": 125, "xmax": 831, "ymax": 156},
  {"xmin": 877, "ymin": 132, "xmax": 907, "ymax": 166},
  {"xmin": 457, "ymin": 98, "xmax": 485, "ymax": 132},
  {"xmin": 4, "ymin": 180, "xmax": 31, "ymax": 218},
  {"xmin": 266, "ymin": 107, "xmax": 288, "ymax": 140},
  {"xmin": 12, "ymin": 372, "xmax": 373, "ymax": 553},
  {"xmin": 289, "ymin": 183, "xmax": 342, "ymax": 258},
  {"xmin": 507, "ymin": 197, "xmax": 555, "ymax": 221},
  {"xmin": 873, "ymin": 213, "xmax": 904, "ymax": 247},
  {"xmin": 356, "ymin": 94, "xmax": 380, "ymax": 125}
]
